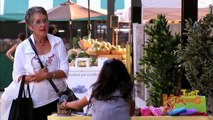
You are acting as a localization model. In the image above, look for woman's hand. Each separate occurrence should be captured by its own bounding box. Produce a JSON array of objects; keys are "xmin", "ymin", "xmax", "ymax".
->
[
  {"xmin": 28, "ymin": 67, "xmax": 50, "ymax": 82},
  {"xmin": 19, "ymin": 75, "xmax": 35, "ymax": 83},
  {"xmin": 25, "ymin": 75, "xmax": 36, "ymax": 83}
]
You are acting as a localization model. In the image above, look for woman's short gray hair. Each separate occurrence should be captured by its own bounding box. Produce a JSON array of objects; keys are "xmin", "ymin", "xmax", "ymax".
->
[{"xmin": 25, "ymin": 6, "xmax": 48, "ymax": 26}]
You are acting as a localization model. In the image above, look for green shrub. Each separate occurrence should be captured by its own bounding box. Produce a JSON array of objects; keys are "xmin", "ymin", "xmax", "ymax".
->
[
  {"xmin": 135, "ymin": 15, "xmax": 181, "ymax": 107},
  {"xmin": 178, "ymin": 14, "xmax": 213, "ymax": 115}
]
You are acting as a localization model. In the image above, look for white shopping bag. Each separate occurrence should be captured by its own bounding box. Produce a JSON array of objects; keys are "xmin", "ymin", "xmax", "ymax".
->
[
  {"xmin": 1, "ymin": 97, "xmax": 13, "ymax": 120},
  {"xmin": 0, "ymin": 81, "xmax": 21, "ymax": 120}
]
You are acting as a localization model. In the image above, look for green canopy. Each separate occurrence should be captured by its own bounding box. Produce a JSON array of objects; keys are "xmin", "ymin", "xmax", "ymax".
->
[{"xmin": 0, "ymin": 14, "xmax": 25, "ymax": 21}]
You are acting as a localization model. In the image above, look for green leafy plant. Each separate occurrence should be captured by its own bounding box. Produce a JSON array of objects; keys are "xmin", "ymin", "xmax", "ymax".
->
[
  {"xmin": 72, "ymin": 37, "xmax": 80, "ymax": 48},
  {"xmin": 178, "ymin": 14, "xmax": 213, "ymax": 115},
  {"xmin": 135, "ymin": 15, "xmax": 181, "ymax": 107}
]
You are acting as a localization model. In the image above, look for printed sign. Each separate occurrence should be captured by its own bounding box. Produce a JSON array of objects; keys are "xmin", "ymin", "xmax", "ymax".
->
[{"xmin": 163, "ymin": 89, "xmax": 206, "ymax": 112}]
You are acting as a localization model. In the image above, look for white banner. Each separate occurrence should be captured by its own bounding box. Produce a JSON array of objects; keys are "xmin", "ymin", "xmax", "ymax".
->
[
  {"xmin": 29, "ymin": 0, "xmax": 53, "ymax": 10},
  {"xmin": 0, "ymin": 0, "xmax": 4, "ymax": 15}
]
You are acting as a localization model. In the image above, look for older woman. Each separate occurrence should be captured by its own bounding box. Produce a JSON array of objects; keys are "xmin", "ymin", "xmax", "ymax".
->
[{"xmin": 11, "ymin": 6, "xmax": 69, "ymax": 120}]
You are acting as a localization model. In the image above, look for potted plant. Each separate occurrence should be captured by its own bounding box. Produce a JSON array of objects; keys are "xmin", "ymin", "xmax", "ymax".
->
[
  {"xmin": 135, "ymin": 15, "xmax": 181, "ymax": 107},
  {"xmin": 178, "ymin": 14, "xmax": 213, "ymax": 115}
]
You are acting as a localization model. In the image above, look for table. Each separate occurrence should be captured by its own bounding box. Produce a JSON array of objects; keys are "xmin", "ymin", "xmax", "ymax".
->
[{"xmin": 48, "ymin": 114, "xmax": 213, "ymax": 120}]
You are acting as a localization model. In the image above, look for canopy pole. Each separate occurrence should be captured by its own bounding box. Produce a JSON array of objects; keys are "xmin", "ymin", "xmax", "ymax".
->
[
  {"xmin": 107, "ymin": 0, "xmax": 115, "ymax": 44},
  {"xmin": 69, "ymin": 19, "xmax": 73, "ymax": 47},
  {"xmin": 87, "ymin": 0, "xmax": 91, "ymax": 39}
]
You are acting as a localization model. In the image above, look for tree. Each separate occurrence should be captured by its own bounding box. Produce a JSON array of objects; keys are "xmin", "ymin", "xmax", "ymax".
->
[
  {"xmin": 135, "ymin": 15, "xmax": 181, "ymax": 107},
  {"xmin": 178, "ymin": 14, "xmax": 213, "ymax": 115}
]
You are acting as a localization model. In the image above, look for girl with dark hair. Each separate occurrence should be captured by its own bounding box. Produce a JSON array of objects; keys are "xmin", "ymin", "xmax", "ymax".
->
[{"xmin": 60, "ymin": 59, "xmax": 135, "ymax": 120}]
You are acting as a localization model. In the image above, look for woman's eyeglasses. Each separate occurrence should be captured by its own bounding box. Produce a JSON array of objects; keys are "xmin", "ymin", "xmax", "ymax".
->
[{"xmin": 32, "ymin": 18, "xmax": 48, "ymax": 26}]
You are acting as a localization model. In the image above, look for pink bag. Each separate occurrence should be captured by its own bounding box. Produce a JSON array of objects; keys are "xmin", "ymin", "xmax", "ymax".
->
[
  {"xmin": 149, "ymin": 106, "xmax": 163, "ymax": 116},
  {"xmin": 140, "ymin": 106, "xmax": 152, "ymax": 116}
]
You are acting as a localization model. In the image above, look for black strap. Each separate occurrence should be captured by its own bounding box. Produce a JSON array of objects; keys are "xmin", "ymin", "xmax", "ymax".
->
[
  {"xmin": 18, "ymin": 75, "xmax": 32, "ymax": 98},
  {"xmin": 18, "ymin": 75, "xmax": 25, "ymax": 98},
  {"xmin": 28, "ymin": 38, "xmax": 61, "ymax": 96},
  {"xmin": 28, "ymin": 38, "xmax": 44, "ymax": 68}
]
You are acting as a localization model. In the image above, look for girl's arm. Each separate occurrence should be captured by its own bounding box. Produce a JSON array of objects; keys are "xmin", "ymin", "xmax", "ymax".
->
[
  {"xmin": 6, "ymin": 44, "xmax": 17, "ymax": 61},
  {"xmin": 60, "ymin": 96, "xmax": 89, "ymax": 110}
]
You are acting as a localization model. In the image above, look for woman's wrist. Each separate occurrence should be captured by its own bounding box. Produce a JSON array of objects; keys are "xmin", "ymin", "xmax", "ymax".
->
[{"xmin": 49, "ymin": 72, "xmax": 56, "ymax": 80}]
